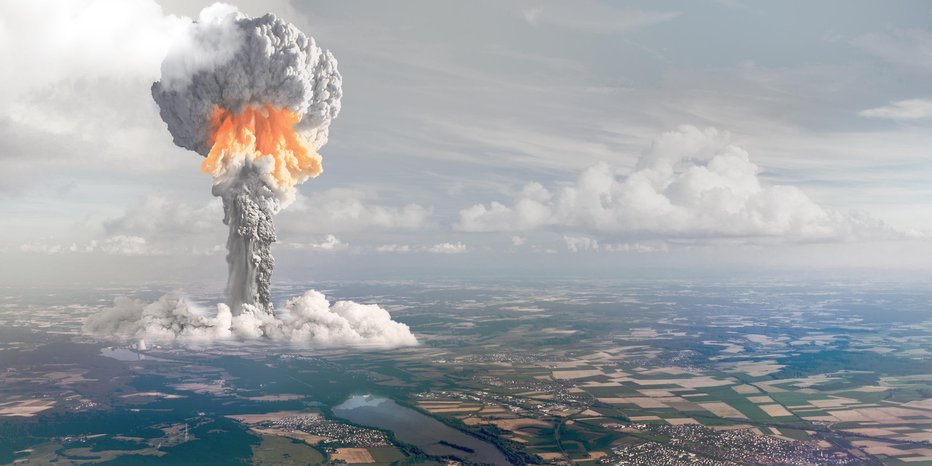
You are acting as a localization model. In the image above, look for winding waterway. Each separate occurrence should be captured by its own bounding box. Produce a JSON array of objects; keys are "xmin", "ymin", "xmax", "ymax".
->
[{"xmin": 333, "ymin": 394, "xmax": 510, "ymax": 465}]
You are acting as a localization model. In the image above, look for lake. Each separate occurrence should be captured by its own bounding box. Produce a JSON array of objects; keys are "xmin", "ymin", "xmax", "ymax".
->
[{"xmin": 333, "ymin": 394, "xmax": 511, "ymax": 465}]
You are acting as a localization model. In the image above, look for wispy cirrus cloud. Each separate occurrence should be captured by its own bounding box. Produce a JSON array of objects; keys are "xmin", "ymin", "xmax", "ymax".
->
[
  {"xmin": 851, "ymin": 28, "xmax": 932, "ymax": 70},
  {"xmin": 520, "ymin": 3, "xmax": 679, "ymax": 33}
]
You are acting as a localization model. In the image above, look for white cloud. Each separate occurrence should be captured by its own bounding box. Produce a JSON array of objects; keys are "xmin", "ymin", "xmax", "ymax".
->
[
  {"xmin": 0, "ymin": 0, "xmax": 187, "ymax": 103},
  {"xmin": 511, "ymin": 235, "xmax": 527, "ymax": 246},
  {"xmin": 100, "ymin": 190, "xmax": 428, "ymax": 255},
  {"xmin": 78, "ymin": 188, "xmax": 431, "ymax": 257},
  {"xmin": 456, "ymin": 126, "xmax": 898, "ymax": 242},
  {"xmin": 20, "ymin": 241, "xmax": 87, "ymax": 254},
  {"xmin": 20, "ymin": 235, "xmax": 160, "ymax": 256},
  {"xmin": 859, "ymin": 99, "xmax": 932, "ymax": 120},
  {"xmin": 105, "ymin": 195, "xmax": 222, "ymax": 238},
  {"xmin": 457, "ymin": 183, "xmax": 554, "ymax": 232},
  {"xmin": 376, "ymin": 244, "xmax": 411, "ymax": 253},
  {"xmin": 280, "ymin": 189, "xmax": 431, "ymax": 234},
  {"xmin": 563, "ymin": 235, "xmax": 598, "ymax": 252},
  {"xmin": 428, "ymin": 242, "xmax": 467, "ymax": 254},
  {"xmin": 283, "ymin": 234, "xmax": 348, "ymax": 252},
  {"xmin": 376, "ymin": 242, "xmax": 467, "ymax": 254},
  {"xmin": 99, "ymin": 235, "xmax": 157, "ymax": 256},
  {"xmin": 192, "ymin": 244, "xmax": 225, "ymax": 256},
  {"xmin": 0, "ymin": 0, "xmax": 197, "ymax": 191},
  {"xmin": 603, "ymin": 241, "xmax": 669, "ymax": 253}
]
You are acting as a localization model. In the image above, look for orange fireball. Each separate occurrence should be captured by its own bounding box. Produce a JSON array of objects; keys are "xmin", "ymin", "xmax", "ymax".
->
[{"xmin": 201, "ymin": 104, "xmax": 323, "ymax": 190}]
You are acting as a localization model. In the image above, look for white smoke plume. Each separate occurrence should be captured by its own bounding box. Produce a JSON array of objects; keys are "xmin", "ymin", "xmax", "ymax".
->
[{"xmin": 84, "ymin": 291, "xmax": 418, "ymax": 349}]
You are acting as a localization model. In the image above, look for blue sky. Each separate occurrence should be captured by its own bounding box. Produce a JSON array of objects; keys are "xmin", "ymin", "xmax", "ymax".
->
[{"xmin": 2, "ymin": 0, "xmax": 932, "ymax": 285}]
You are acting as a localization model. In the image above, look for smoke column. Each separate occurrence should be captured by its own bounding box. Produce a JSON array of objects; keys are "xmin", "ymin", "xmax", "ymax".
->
[
  {"xmin": 214, "ymin": 164, "xmax": 277, "ymax": 312},
  {"xmin": 151, "ymin": 6, "xmax": 341, "ymax": 313}
]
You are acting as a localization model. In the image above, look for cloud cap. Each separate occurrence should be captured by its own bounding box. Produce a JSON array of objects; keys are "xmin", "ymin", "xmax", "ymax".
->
[{"xmin": 151, "ymin": 5, "xmax": 342, "ymax": 155}]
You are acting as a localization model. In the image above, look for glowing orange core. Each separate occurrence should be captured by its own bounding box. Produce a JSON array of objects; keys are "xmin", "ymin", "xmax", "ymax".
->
[{"xmin": 202, "ymin": 104, "xmax": 322, "ymax": 190}]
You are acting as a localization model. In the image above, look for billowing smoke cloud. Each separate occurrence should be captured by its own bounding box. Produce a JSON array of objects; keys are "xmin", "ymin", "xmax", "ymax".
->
[
  {"xmin": 84, "ymin": 4, "xmax": 416, "ymax": 348},
  {"xmin": 84, "ymin": 291, "xmax": 417, "ymax": 348},
  {"xmin": 152, "ymin": 4, "xmax": 341, "ymax": 164},
  {"xmin": 150, "ymin": 6, "xmax": 341, "ymax": 312}
]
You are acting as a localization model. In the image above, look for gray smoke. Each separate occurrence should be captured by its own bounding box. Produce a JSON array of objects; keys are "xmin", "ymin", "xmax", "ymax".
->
[
  {"xmin": 151, "ymin": 5, "xmax": 341, "ymax": 157},
  {"xmin": 150, "ymin": 6, "xmax": 341, "ymax": 312},
  {"xmin": 213, "ymin": 164, "xmax": 278, "ymax": 312}
]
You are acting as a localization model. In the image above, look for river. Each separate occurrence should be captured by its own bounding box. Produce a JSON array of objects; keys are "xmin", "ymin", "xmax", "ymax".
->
[{"xmin": 333, "ymin": 394, "xmax": 511, "ymax": 465}]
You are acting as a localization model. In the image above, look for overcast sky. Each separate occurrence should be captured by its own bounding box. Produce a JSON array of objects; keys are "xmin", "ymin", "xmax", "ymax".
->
[{"xmin": 2, "ymin": 0, "xmax": 932, "ymax": 285}]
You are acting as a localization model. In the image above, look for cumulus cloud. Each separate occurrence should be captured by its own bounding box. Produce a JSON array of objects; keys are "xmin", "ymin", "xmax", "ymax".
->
[
  {"xmin": 84, "ymin": 290, "xmax": 417, "ymax": 349},
  {"xmin": 457, "ymin": 183, "xmax": 554, "ymax": 232},
  {"xmin": 101, "ymin": 189, "xmax": 431, "ymax": 255},
  {"xmin": 563, "ymin": 235, "xmax": 599, "ymax": 252},
  {"xmin": 511, "ymin": 236, "xmax": 527, "ymax": 246},
  {"xmin": 456, "ymin": 126, "xmax": 897, "ymax": 241},
  {"xmin": 105, "ymin": 195, "xmax": 222, "ymax": 238},
  {"xmin": 18, "ymin": 201, "xmax": 231, "ymax": 256},
  {"xmin": 20, "ymin": 242, "xmax": 90, "ymax": 255},
  {"xmin": 859, "ymin": 99, "xmax": 932, "ymax": 120},
  {"xmin": 375, "ymin": 242, "xmax": 467, "ymax": 254},
  {"xmin": 376, "ymin": 244, "xmax": 411, "ymax": 253},
  {"xmin": 428, "ymin": 242, "xmax": 467, "ymax": 254},
  {"xmin": 99, "ymin": 235, "xmax": 158, "ymax": 256},
  {"xmin": 603, "ymin": 241, "xmax": 669, "ymax": 253},
  {"xmin": 19, "ymin": 235, "xmax": 161, "ymax": 256},
  {"xmin": 283, "ymin": 234, "xmax": 348, "ymax": 251},
  {"xmin": 0, "ymin": 0, "xmax": 207, "ymax": 192},
  {"xmin": 280, "ymin": 189, "xmax": 432, "ymax": 234},
  {"xmin": 0, "ymin": 0, "xmax": 187, "ymax": 104}
]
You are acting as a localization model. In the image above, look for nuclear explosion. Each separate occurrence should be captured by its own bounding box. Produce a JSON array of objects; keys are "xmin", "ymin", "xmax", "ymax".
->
[
  {"xmin": 151, "ymin": 9, "xmax": 339, "ymax": 313},
  {"xmin": 84, "ymin": 6, "xmax": 416, "ymax": 348}
]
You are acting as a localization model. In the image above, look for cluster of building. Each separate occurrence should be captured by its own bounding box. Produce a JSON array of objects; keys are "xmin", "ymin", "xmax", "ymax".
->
[
  {"xmin": 604, "ymin": 441, "xmax": 727, "ymax": 466},
  {"xmin": 264, "ymin": 415, "xmax": 390, "ymax": 448},
  {"xmin": 450, "ymin": 352, "xmax": 550, "ymax": 365},
  {"xmin": 473, "ymin": 374, "xmax": 565, "ymax": 392},
  {"xmin": 605, "ymin": 424, "xmax": 860, "ymax": 466},
  {"xmin": 63, "ymin": 394, "xmax": 98, "ymax": 411}
]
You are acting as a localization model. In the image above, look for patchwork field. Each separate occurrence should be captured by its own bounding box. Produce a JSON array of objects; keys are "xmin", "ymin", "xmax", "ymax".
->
[{"xmin": 1, "ymin": 280, "xmax": 930, "ymax": 465}]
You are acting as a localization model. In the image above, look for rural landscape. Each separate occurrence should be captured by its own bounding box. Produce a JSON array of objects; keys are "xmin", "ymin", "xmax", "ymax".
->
[
  {"xmin": 3, "ymin": 2, "xmax": 932, "ymax": 465},
  {"xmin": 1, "ymin": 279, "xmax": 930, "ymax": 465}
]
